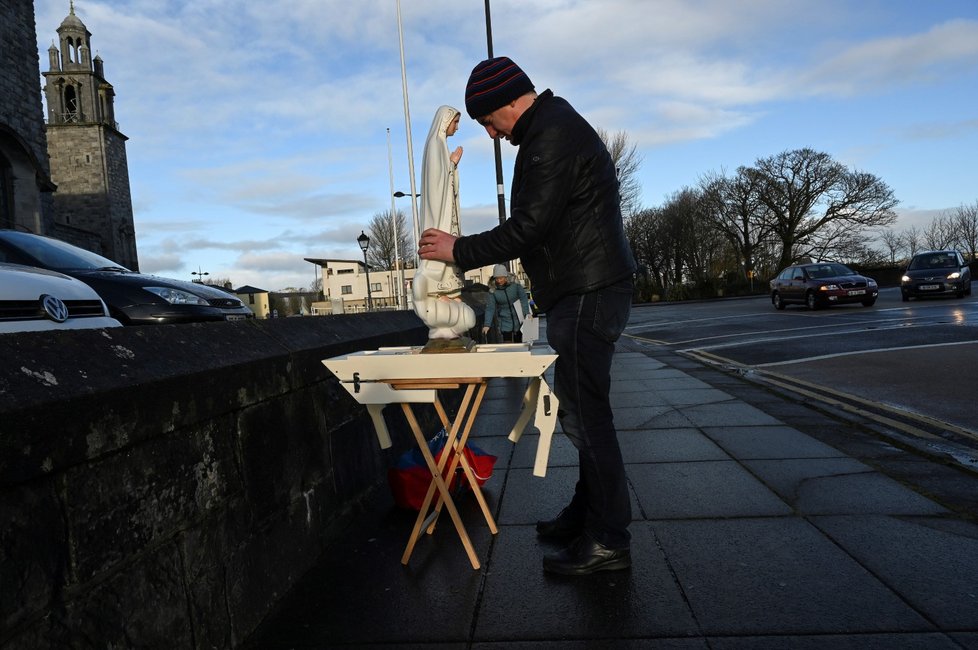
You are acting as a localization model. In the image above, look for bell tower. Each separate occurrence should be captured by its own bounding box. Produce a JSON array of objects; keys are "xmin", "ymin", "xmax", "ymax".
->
[{"xmin": 43, "ymin": 1, "xmax": 138, "ymax": 270}]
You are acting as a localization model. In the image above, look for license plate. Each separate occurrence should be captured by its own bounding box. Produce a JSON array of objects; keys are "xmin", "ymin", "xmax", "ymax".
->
[
  {"xmin": 226, "ymin": 314, "xmax": 247, "ymax": 321},
  {"xmin": 919, "ymin": 284, "xmax": 940, "ymax": 290},
  {"xmin": 847, "ymin": 289, "xmax": 865, "ymax": 296}
]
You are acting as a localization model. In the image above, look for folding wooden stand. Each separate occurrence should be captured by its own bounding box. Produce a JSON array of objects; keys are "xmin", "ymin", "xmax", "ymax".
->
[
  {"xmin": 390, "ymin": 378, "xmax": 495, "ymax": 569},
  {"xmin": 322, "ymin": 344, "xmax": 559, "ymax": 570}
]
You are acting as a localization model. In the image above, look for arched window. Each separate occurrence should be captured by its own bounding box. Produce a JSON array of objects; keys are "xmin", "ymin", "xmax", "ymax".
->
[{"xmin": 65, "ymin": 85, "xmax": 78, "ymax": 121}]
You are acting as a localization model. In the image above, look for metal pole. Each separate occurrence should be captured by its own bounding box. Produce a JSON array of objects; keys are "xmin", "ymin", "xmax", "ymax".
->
[
  {"xmin": 363, "ymin": 248, "xmax": 374, "ymax": 311},
  {"xmin": 485, "ymin": 0, "xmax": 507, "ymax": 230},
  {"xmin": 387, "ymin": 128, "xmax": 403, "ymax": 309},
  {"xmin": 396, "ymin": 0, "xmax": 421, "ymax": 264}
]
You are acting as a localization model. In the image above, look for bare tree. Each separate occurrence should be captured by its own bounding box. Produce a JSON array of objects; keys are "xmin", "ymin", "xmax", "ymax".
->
[
  {"xmin": 700, "ymin": 168, "xmax": 774, "ymax": 280},
  {"xmin": 922, "ymin": 213, "xmax": 956, "ymax": 250},
  {"xmin": 366, "ymin": 209, "xmax": 411, "ymax": 270},
  {"xmin": 902, "ymin": 225, "xmax": 922, "ymax": 257},
  {"xmin": 952, "ymin": 200, "xmax": 978, "ymax": 260},
  {"xmin": 747, "ymin": 148, "xmax": 898, "ymax": 269},
  {"xmin": 877, "ymin": 228, "xmax": 903, "ymax": 264},
  {"xmin": 596, "ymin": 128, "xmax": 643, "ymax": 219}
]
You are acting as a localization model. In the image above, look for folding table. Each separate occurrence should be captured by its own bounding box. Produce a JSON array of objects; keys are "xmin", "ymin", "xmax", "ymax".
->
[{"xmin": 323, "ymin": 343, "xmax": 559, "ymax": 569}]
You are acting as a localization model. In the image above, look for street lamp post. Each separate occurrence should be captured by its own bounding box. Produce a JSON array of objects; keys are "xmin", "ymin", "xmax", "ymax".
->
[
  {"xmin": 357, "ymin": 231, "xmax": 374, "ymax": 312},
  {"xmin": 191, "ymin": 266, "xmax": 209, "ymax": 284}
]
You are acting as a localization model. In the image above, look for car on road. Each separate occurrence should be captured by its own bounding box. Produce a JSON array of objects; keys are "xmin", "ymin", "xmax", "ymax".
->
[
  {"xmin": 900, "ymin": 250, "xmax": 972, "ymax": 301},
  {"xmin": 0, "ymin": 230, "xmax": 254, "ymax": 325},
  {"xmin": 770, "ymin": 262, "xmax": 879, "ymax": 310},
  {"xmin": 0, "ymin": 262, "xmax": 121, "ymax": 333}
]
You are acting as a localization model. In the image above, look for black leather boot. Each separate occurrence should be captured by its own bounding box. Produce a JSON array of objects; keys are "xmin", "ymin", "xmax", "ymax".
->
[
  {"xmin": 543, "ymin": 533, "xmax": 631, "ymax": 575},
  {"xmin": 535, "ymin": 507, "xmax": 584, "ymax": 543}
]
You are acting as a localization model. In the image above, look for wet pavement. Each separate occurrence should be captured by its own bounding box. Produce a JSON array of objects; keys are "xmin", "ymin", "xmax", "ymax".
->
[{"xmin": 244, "ymin": 335, "xmax": 978, "ymax": 649}]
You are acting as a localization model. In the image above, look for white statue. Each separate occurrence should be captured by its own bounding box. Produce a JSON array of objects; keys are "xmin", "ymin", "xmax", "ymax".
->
[{"xmin": 412, "ymin": 105, "xmax": 476, "ymax": 340}]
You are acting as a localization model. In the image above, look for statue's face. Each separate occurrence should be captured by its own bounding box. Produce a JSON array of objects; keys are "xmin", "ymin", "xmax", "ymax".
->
[{"xmin": 447, "ymin": 115, "xmax": 460, "ymax": 137}]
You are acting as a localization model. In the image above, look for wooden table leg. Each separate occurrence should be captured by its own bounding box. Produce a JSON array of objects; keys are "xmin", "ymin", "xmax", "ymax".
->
[
  {"xmin": 433, "ymin": 383, "xmax": 497, "ymax": 535},
  {"xmin": 399, "ymin": 401, "xmax": 481, "ymax": 570}
]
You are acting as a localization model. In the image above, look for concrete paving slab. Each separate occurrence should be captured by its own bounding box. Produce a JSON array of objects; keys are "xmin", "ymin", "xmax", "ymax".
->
[
  {"xmin": 473, "ymin": 524, "xmax": 699, "ymax": 642},
  {"xmin": 708, "ymin": 633, "xmax": 961, "ymax": 649},
  {"xmin": 618, "ymin": 428, "xmax": 732, "ymax": 463},
  {"xmin": 247, "ymin": 500, "xmax": 492, "ymax": 646},
  {"xmin": 497, "ymin": 466, "xmax": 641, "ymax": 526},
  {"xmin": 629, "ymin": 461, "xmax": 792, "ymax": 519},
  {"xmin": 653, "ymin": 388, "xmax": 735, "ymax": 407},
  {"xmin": 473, "ymin": 640, "xmax": 709, "ymax": 650},
  {"xmin": 677, "ymin": 402, "xmax": 783, "ymax": 427},
  {"xmin": 654, "ymin": 518, "xmax": 933, "ymax": 636},
  {"xmin": 744, "ymin": 459, "xmax": 950, "ymax": 515},
  {"xmin": 612, "ymin": 390, "xmax": 673, "ymax": 408},
  {"xmin": 950, "ymin": 633, "xmax": 978, "ymax": 649},
  {"xmin": 812, "ymin": 515, "xmax": 978, "ymax": 629},
  {"xmin": 703, "ymin": 425, "xmax": 848, "ymax": 460},
  {"xmin": 615, "ymin": 405, "xmax": 691, "ymax": 430}
]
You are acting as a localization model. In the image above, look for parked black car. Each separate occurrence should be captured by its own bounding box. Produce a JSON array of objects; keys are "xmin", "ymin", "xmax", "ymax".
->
[
  {"xmin": 0, "ymin": 231, "xmax": 254, "ymax": 325},
  {"xmin": 770, "ymin": 262, "xmax": 878, "ymax": 310},
  {"xmin": 900, "ymin": 250, "xmax": 972, "ymax": 301}
]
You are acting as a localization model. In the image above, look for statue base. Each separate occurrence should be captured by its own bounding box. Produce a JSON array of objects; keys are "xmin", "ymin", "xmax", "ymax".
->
[{"xmin": 421, "ymin": 336, "xmax": 476, "ymax": 354}]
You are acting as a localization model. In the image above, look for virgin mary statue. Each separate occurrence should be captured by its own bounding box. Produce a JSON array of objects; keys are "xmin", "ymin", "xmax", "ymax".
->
[{"xmin": 411, "ymin": 105, "xmax": 476, "ymax": 343}]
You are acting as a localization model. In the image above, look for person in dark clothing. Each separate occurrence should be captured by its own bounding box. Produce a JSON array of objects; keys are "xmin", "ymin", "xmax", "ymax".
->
[
  {"xmin": 483, "ymin": 263, "xmax": 529, "ymax": 343},
  {"xmin": 418, "ymin": 56, "xmax": 636, "ymax": 575}
]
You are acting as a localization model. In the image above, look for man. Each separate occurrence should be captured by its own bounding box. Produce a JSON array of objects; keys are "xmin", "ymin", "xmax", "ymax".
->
[{"xmin": 418, "ymin": 56, "xmax": 637, "ymax": 575}]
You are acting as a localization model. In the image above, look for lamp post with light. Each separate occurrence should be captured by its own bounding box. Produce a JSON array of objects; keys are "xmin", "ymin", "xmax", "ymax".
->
[
  {"xmin": 357, "ymin": 231, "xmax": 374, "ymax": 312},
  {"xmin": 191, "ymin": 267, "xmax": 209, "ymax": 284}
]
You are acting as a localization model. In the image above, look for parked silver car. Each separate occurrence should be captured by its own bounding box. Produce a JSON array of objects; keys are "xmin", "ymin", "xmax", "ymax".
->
[{"xmin": 0, "ymin": 263, "xmax": 121, "ymax": 333}]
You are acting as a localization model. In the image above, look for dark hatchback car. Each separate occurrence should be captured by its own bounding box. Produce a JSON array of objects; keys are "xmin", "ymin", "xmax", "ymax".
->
[
  {"xmin": 901, "ymin": 250, "xmax": 972, "ymax": 301},
  {"xmin": 770, "ymin": 262, "xmax": 878, "ymax": 310},
  {"xmin": 0, "ymin": 231, "xmax": 254, "ymax": 325}
]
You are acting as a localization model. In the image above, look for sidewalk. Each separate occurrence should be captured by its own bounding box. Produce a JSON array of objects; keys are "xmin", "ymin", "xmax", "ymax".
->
[{"xmin": 244, "ymin": 336, "xmax": 978, "ymax": 649}]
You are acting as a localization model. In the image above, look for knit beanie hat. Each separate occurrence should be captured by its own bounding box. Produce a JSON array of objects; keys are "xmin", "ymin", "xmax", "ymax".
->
[
  {"xmin": 492, "ymin": 263, "xmax": 509, "ymax": 278},
  {"xmin": 465, "ymin": 57, "xmax": 535, "ymax": 119}
]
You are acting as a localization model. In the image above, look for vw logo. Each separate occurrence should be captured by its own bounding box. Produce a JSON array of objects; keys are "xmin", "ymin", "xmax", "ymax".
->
[{"xmin": 41, "ymin": 294, "xmax": 70, "ymax": 323}]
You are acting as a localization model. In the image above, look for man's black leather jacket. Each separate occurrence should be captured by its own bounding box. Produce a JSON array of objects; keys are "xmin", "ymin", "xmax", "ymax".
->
[{"xmin": 453, "ymin": 90, "xmax": 636, "ymax": 312}]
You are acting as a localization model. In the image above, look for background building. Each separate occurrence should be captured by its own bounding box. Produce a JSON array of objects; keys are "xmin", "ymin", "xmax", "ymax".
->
[
  {"xmin": 42, "ymin": 2, "xmax": 138, "ymax": 270},
  {"xmin": 0, "ymin": 0, "xmax": 56, "ymax": 235}
]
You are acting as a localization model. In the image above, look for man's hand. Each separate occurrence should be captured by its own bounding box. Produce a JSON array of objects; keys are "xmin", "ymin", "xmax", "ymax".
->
[
  {"xmin": 418, "ymin": 228, "xmax": 457, "ymax": 263},
  {"xmin": 481, "ymin": 326, "xmax": 490, "ymax": 335}
]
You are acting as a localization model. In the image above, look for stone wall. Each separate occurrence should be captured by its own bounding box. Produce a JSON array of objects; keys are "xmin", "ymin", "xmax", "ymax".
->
[{"xmin": 0, "ymin": 312, "xmax": 442, "ymax": 648}]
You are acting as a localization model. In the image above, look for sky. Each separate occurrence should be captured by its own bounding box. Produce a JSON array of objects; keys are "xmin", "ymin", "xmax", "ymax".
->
[{"xmin": 34, "ymin": 0, "xmax": 978, "ymax": 291}]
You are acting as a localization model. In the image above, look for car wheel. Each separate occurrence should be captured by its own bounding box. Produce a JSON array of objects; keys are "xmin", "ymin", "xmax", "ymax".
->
[
  {"xmin": 805, "ymin": 291, "xmax": 819, "ymax": 310},
  {"xmin": 772, "ymin": 292, "xmax": 786, "ymax": 310},
  {"xmin": 862, "ymin": 297, "xmax": 877, "ymax": 307}
]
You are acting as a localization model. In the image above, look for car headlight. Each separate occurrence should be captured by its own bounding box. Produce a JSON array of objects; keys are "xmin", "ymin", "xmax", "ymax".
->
[
  {"xmin": 143, "ymin": 286, "xmax": 209, "ymax": 305},
  {"xmin": 819, "ymin": 284, "xmax": 839, "ymax": 291},
  {"xmin": 901, "ymin": 275, "xmax": 911, "ymax": 283},
  {"xmin": 947, "ymin": 272, "xmax": 961, "ymax": 280},
  {"xmin": 867, "ymin": 279, "xmax": 878, "ymax": 286}
]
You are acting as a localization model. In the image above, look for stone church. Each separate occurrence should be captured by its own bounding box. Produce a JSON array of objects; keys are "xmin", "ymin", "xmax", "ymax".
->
[{"xmin": 0, "ymin": 1, "xmax": 138, "ymax": 270}]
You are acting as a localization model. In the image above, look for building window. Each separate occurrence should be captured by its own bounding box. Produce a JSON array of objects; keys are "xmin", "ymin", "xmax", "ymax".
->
[
  {"xmin": 248, "ymin": 294, "xmax": 255, "ymax": 304},
  {"xmin": 337, "ymin": 268, "xmax": 354, "ymax": 275},
  {"xmin": 370, "ymin": 282, "xmax": 382, "ymax": 292},
  {"xmin": 341, "ymin": 285, "xmax": 352, "ymax": 295}
]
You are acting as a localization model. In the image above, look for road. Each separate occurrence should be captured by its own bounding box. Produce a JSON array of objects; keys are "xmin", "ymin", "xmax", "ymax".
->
[{"xmin": 623, "ymin": 286, "xmax": 978, "ymax": 469}]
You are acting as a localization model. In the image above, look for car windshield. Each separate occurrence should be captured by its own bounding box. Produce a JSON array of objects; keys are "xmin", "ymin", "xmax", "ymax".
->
[
  {"xmin": 805, "ymin": 264, "xmax": 854, "ymax": 279},
  {"xmin": 0, "ymin": 231, "xmax": 130, "ymax": 272},
  {"xmin": 909, "ymin": 254, "xmax": 956, "ymax": 271}
]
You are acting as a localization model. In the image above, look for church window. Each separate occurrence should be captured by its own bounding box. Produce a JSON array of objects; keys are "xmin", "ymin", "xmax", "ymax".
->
[{"xmin": 65, "ymin": 86, "xmax": 78, "ymax": 121}]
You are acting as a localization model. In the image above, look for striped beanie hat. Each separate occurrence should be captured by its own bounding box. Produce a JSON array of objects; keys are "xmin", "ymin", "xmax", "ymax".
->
[{"xmin": 464, "ymin": 57, "xmax": 535, "ymax": 119}]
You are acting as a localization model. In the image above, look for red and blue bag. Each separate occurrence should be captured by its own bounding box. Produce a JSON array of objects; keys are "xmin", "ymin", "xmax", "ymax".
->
[{"xmin": 388, "ymin": 429, "xmax": 497, "ymax": 511}]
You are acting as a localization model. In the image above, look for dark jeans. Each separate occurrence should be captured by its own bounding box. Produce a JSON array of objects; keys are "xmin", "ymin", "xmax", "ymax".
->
[
  {"xmin": 545, "ymin": 278, "xmax": 632, "ymax": 549},
  {"xmin": 501, "ymin": 330, "xmax": 523, "ymax": 343}
]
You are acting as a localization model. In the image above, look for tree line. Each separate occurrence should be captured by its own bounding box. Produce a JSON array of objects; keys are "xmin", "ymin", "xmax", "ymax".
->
[
  {"xmin": 359, "ymin": 134, "xmax": 977, "ymax": 304},
  {"xmin": 618, "ymin": 146, "xmax": 977, "ymax": 302}
]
